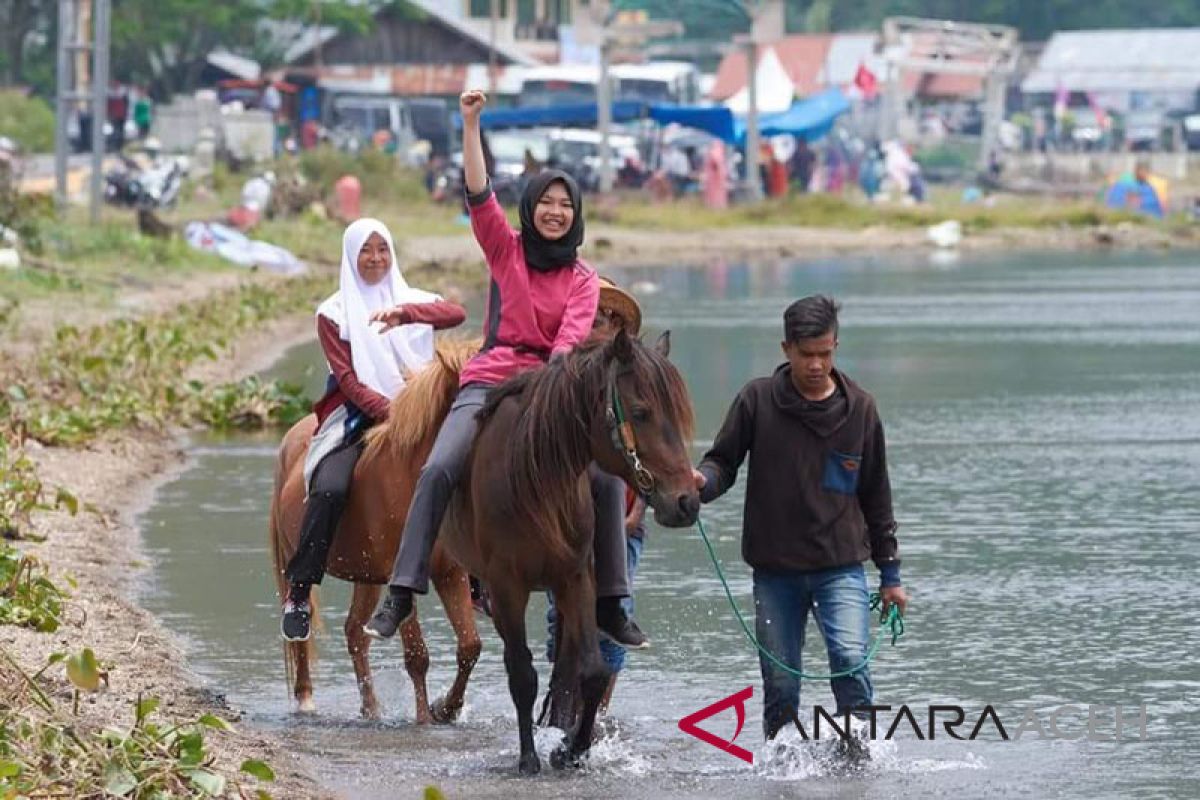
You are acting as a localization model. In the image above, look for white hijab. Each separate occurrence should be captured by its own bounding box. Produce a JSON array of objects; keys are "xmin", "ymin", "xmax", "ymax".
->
[{"xmin": 315, "ymin": 218, "xmax": 440, "ymax": 399}]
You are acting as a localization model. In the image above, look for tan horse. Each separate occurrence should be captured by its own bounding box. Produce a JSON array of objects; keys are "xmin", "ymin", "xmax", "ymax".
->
[{"xmin": 268, "ymin": 340, "xmax": 481, "ymax": 722}]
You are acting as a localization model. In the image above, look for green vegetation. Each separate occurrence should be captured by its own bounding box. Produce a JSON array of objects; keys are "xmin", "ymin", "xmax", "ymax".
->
[
  {"xmin": 0, "ymin": 92, "xmax": 54, "ymax": 152},
  {"xmin": 0, "ymin": 433, "xmax": 77, "ymax": 541},
  {"xmin": 0, "ymin": 647, "xmax": 278, "ymax": 798},
  {"xmin": 4, "ymin": 279, "xmax": 327, "ymax": 449},
  {"xmin": 608, "ymin": 191, "xmax": 1147, "ymax": 232},
  {"xmin": 0, "ymin": 545, "xmax": 67, "ymax": 632}
]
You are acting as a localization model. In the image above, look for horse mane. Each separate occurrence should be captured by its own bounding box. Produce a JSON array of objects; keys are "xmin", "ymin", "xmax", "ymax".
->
[
  {"xmin": 363, "ymin": 338, "xmax": 480, "ymax": 464},
  {"xmin": 478, "ymin": 336, "xmax": 694, "ymax": 556}
]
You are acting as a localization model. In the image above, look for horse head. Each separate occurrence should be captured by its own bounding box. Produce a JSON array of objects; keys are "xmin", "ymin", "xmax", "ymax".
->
[{"xmin": 591, "ymin": 328, "xmax": 700, "ymax": 528}]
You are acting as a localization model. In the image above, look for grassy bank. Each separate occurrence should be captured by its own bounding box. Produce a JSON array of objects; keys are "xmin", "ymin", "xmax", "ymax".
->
[
  {"xmin": 0, "ymin": 274, "xmax": 336, "ymax": 796},
  {"xmin": 605, "ymin": 190, "xmax": 1151, "ymax": 232}
]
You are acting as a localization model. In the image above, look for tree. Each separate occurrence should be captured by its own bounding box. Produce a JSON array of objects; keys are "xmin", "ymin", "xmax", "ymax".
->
[{"xmin": 0, "ymin": 0, "xmax": 52, "ymax": 87}]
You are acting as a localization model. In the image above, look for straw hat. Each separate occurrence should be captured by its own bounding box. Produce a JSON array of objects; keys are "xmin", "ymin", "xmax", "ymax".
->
[{"xmin": 597, "ymin": 276, "xmax": 642, "ymax": 335}]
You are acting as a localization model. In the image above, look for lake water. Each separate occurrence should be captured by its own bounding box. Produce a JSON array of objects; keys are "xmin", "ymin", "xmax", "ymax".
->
[{"xmin": 137, "ymin": 249, "xmax": 1200, "ymax": 799}]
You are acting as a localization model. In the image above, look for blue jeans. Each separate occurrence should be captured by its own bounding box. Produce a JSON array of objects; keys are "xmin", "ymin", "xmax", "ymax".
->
[
  {"xmin": 547, "ymin": 534, "xmax": 644, "ymax": 672},
  {"xmin": 753, "ymin": 564, "xmax": 874, "ymax": 738}
]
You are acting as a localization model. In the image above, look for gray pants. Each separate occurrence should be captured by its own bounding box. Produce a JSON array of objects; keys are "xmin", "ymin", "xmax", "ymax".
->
[{"xmin": 388, "ymin": 383, "xmax": 631, "ymax": 598}]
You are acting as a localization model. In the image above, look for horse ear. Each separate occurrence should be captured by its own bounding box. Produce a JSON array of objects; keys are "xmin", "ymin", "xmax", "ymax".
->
[
  {"xmin": 653, "ymin": 330, "xmax": 671, "ymax": 358},
  {"xmin": 608, "ymin": 327, "xmax": 635, "ymax": 364}
]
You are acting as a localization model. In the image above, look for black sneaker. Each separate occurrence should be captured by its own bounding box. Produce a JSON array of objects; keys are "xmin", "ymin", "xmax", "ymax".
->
[
  {"xmin": 364, "ymin": 589, "xmax": 415, "ymax": 640},
  {"xmin": 281, "ymin": 597, "xmax": 311, "ymax": 642},
  {"xmin": 596, "ymin": 598, "xmax": 649, "ymax": 650}
]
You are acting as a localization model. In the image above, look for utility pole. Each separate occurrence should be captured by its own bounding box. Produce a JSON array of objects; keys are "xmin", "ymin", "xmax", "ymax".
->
[
  {"xmin": 89, "ymin": 0, "xmax": 110, "ymax": 223},
  {"xmin": 733, "ymin": 1, "xmax": 782, "ymax": 202},
  {"xmin": 597, "ymin": 38, "xmax": 613, "ymax": 192},
  {"xmin": 313, "ymin": 0, "xmax": 323, "ymax": 72},
  {"xmin": 741, "ymin": 37, "xmax": 761, "ymax": 201},
  {"xmin": 488, "ymin": 0, "xmax": 499, "ymax": 95},
  {"xmin": 54, "ymin": 0, "xmax": 78, "ymax": 211},
  {"xmin": 580, "ymin": 3, "xmax": 683, "ymax": 195}
]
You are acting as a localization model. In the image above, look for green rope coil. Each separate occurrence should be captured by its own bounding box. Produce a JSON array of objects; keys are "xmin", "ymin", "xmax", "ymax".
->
[{"xmin": 695, "ymin": 514, "xmax": 904, "ymax": 680}]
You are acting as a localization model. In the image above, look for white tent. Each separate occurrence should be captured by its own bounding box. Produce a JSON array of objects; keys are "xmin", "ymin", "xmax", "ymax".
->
[{"xmin": 724, "ymin": 46, "xmax": 795, "ymax": 115}]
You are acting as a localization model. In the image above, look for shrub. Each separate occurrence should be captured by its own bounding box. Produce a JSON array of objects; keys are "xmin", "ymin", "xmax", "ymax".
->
[{"xmin": 0, "ymin": 91, "xmax": 55, "ymax": 152}]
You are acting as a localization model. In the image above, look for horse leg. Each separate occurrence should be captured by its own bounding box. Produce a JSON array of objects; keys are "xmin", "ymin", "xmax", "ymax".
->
[
  {"xmin": 429, "ymin": 567, "xmax": 482, "ymax": 724},
  {"xmin": 399, "ymin": 610, "xmax": 434, "ymax": 724},
  {"xmin": 490, "ymin": 584, "xmax": 540, "ymax": 776},
  {"xmin": 345, "ymin": 582, "xmax": 383, "ymax": 720},
  {"xmin": 550, "ymin": 574, "xmax": 611, "ymax": 767},
  {"xmin": 571, "ymin": 639, "xmax": 612, "ymax": 757},
  {"xmin": 290, "ymin": 639, "xmax": 316, "ymax": 713},
  {"xmin": 546, "ymin": 599, "xmax": 580, "ymax": 735}
]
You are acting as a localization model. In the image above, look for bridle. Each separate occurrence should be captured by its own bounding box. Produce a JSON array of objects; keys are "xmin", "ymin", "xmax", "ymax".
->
[{"xmin": 604, "ymin": 361, "xmax": 656, "ymax": 497}]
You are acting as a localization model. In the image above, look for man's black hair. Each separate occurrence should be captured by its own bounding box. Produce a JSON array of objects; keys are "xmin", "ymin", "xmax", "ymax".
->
[{"xmin": 783, "ymin": 295, "xmax": 840, "ymax": 342}]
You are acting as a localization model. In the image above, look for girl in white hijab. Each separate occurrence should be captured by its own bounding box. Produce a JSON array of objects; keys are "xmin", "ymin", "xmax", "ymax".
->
[{"xmin": 282, "ymin": 218, "xmax": 466, "ymax": 642}]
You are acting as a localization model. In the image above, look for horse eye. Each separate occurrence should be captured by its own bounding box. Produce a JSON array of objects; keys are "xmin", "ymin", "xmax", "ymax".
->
[{"xmin": 631, "ymin": 406, "xmax": 651, "ymax": 422}]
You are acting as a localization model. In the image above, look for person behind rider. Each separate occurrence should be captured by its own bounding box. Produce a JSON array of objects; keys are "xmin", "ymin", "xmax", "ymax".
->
[
  {"xmin": 280, "ymin": 218, "xmax": 465, "ymax": 641},
  {"xmin": 365, "ymin": 90, "xmax": 646, "ymax": 648},
  {"xmin": 545, "ymin": 277, "xmax": 651, "ymax": 708}
]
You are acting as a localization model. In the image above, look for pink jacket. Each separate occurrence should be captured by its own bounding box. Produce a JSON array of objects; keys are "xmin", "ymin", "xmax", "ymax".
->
[{"xmin": 458, "ymin": 189, "xmax": 598, "ymax": 388}]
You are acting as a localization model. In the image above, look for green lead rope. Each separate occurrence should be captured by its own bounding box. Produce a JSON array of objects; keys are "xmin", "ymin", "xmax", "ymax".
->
[{"xmin": 694, "ymin": 514, "xmax": 905, "ymax": 681}]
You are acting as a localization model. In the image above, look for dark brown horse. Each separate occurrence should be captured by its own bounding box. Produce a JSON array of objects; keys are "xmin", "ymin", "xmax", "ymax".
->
[
  {"xmin": 439, "ymin": 329, "xmax": 699, "ymax": 774},
  {"xmin": 269, "ymin": 341, "xmax": 482, "ymax": 722}
]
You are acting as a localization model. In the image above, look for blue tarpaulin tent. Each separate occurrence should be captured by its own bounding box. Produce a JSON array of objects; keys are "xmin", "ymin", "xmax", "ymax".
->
[
  {"xmin": 455, "ymin": 101, "xmax": 738, "ymax": 142},
  {"xmin": 454, "ymin": 101, "xmax": 646, "ymax": 130},
  {"xmin": 648, "ymin": 104, "xmax": 737, "ymax": 143},
  {"xmin": 733, "ymin": 88, "xmax": 850, "ymax": 143},
  {"xmin": 452, "ymin": 88, "xmax": 849, "ymax": 146}
]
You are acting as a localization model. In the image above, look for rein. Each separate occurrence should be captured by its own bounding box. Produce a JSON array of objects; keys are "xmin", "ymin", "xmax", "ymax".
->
[{"xmin": 604, "ymin": 361, "xmax": 656, "ymax": 497}]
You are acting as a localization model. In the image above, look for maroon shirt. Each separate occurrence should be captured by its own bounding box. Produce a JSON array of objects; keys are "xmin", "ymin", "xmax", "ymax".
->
[{"xmin": 313, "ymin": 299, "xmax": 466, "ymax": 424}]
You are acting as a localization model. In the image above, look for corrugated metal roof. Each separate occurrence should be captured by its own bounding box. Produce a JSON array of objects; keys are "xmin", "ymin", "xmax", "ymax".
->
[
  {"xmin": 206, "ymin": 50, "xmax": 261, "ymax": 81},
  {"xmin": 283, "ymin": 0, "xmax": 538, "ymax": 67},
  {"xmin": 1022, "ymin": 28, "xmax": 1200, "ymax": 93}
]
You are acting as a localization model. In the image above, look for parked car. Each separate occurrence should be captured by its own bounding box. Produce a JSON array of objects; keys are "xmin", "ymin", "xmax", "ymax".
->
[
  {"xmin": 327, "ymin": 95, "xmax": 416, "ymax": 155},
  {"xmin": 545, "ymin": 129, "xmax": 640, "ymax": 191},
  {"xmin": 1181, "ymin": 112, "xmax": 1200, "ymax": 151},
  {"xmin": 1124, "ymin": 110, "xmax": 1165, "ymax": 151}
]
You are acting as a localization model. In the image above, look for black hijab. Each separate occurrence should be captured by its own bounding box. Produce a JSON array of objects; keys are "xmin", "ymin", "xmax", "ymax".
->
[{"xmin": 518, "ymin": 169, "xmax": 584, "ymax": 273}]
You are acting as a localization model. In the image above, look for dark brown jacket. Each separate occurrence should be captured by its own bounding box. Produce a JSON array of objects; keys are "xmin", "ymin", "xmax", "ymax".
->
[{"xmin": 698, "ymin": 365, "xmax": 900, "ymax": 580}]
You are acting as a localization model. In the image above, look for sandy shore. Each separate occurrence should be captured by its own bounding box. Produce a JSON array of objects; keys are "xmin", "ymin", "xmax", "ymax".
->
[{"xmin": 6, "ymin": 310, "xmax": 329, "ymax": 798}]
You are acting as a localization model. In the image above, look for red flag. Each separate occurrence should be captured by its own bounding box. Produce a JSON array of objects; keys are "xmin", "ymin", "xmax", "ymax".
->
[{"xmin": 854, "ymin": 62, "xmax": 878, "ymax": 100}]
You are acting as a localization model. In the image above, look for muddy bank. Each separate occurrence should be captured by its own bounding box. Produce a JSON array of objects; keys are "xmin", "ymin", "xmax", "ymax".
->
[
  {"xmin": 404, "ymin": 220, "xmax": 1199, "ymax": 272},
  {"xmin": 6, "ymin": 311, "xmax": 328, "ymax": 798}
]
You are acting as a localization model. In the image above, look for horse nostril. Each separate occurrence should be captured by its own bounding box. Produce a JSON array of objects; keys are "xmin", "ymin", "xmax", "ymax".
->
[{"xmin": 678, "ymin": 492, "xmax": 700, "ymax": 519}]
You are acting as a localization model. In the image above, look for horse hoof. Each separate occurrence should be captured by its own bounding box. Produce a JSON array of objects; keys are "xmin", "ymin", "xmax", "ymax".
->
[
  {"xmin": 297, "ymin": 697, "xmax": 316, "ymax": 714},
  {"xmin": 361, "ymin": 703, "xmax": 383, "ymax": 722},
  {"xmin": 518, "ymin": 752, "xmax": 541, "ymax": 776},
  {"xmin": 430, "ymin": 697, "xmax": 462, "ymax": 724},
  {"xmin": 550, "ymin": 744, "xmax": 584, "ymax": 771}
]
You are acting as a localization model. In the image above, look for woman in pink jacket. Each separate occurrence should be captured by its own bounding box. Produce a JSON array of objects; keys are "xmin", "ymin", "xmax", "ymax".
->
[{"xmin": 366, "ymin": 90, "xmax": 646, "ymax": 649}]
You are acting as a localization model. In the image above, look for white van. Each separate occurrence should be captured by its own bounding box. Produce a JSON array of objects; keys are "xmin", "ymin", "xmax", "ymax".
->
[{"xmin": 328, "ymin": 95, "xmax": 416, "ymax": 154}]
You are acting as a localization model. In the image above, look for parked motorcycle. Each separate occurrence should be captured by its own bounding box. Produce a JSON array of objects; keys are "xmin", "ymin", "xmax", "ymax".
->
[{"xmin": 104, "ymin": 154, "xmax": 184, "ymax": 209}]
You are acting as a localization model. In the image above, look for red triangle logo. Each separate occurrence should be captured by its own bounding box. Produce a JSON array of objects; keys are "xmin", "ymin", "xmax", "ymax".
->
[{"xmin": 678, "ymin": 686, "xmax": 755, "ymax": 764}]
